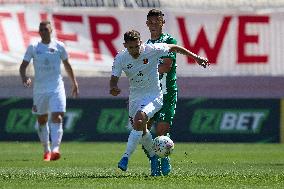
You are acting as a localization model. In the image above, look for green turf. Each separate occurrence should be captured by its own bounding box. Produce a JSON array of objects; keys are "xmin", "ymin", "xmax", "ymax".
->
[{"xmin": 0, "ymin": 142, "xmax": 284, "ymax": 188}]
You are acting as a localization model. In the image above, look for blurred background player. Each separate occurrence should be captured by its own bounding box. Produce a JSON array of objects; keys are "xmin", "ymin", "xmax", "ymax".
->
[
  {"xmin": 19, "ymin": 21, "xmax": 79, "ymax": 161},
  {"xmin": 144, "ymin": 9, "xmax": 209, "ymax": 176},
  {"xmin": 110, "ymin": 29, "xmax": 208, "ymax": 176}
]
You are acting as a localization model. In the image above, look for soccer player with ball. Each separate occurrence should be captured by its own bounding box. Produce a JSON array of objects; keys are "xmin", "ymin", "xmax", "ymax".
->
[{"xmin": 110, "ymin": 30, "xmax": 208, "ymax": 176}]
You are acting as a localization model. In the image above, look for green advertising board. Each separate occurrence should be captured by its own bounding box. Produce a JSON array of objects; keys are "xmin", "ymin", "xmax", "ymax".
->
[
  {"xmin": 173, "ymin": 98, "xmax": 280, "ymax": 142},
  {"xmin": 0, "ymin": 98, "xmax": 281, "ymax": 142}
]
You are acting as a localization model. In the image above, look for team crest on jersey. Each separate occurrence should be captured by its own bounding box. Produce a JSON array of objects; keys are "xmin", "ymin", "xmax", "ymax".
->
[{"xmin": 143, "ymin": 58, "xmax": 148, "ymax": 64}]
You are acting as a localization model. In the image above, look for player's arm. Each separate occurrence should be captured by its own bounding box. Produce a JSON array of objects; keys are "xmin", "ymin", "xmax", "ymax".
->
[
  {"xmin": 62, "ymin": 59, "xmax": 79, "ymax": 98},
  {"xmin": 109, "ymin": 75, "xmax": 121, "ymax": 96},
  {"xmin": 168, "ymin": 44, "xmax": 210, "ymax": 68},
  {"xmin": 158, "ymin": 58, "xmax": 173, "ymax": 73},
  {"xmin": 19, "ymin": 60, "xmax": 32, "ymax": 88},
  {"xmin": 158, "ymin": 37, "xmax": 176, "ymax": 73}
]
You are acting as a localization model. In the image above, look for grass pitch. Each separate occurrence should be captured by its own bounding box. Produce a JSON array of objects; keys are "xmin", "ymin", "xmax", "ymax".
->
[{"xmin": 0, "ymin": 142, "xmax": 284, "ymax": 189}]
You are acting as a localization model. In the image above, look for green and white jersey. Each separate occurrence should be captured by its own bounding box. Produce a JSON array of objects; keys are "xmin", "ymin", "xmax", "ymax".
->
[
  {"xmin": 146, "ymin": 33, "xmax": 178, "ymax": 94},
  {"xmin": 146, "ymin": 33, "xmax": 178, "ymax": 126}
]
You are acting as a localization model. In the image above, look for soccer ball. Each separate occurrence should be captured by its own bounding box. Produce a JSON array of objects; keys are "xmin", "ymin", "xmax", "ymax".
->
[{"xmin": 153, "ymin": 136, "xmax": 174, "ymax": 158}]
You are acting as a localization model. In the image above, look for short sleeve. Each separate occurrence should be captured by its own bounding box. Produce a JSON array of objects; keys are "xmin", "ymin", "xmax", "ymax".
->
[
  {"xmin": 153, "ymin": 43, "xmax": 170, "ymax": 58},
  {"xmin": 59, "ymin": 42, "xmax": 68, "ymax": 61},
  {"xmin": 23, "ymin": 45, "xmax": 34, "ymax": 63},
  {"xmin": 168, "ymin": 37, "xmax": 177, "ymax": 45},
  {"xmin": 165, "ymin": 37, "xmax": 177, "ymax": 59},
  {"xmin": 112, "ymin": 54, "xmax": 123, "ymax": 77}
]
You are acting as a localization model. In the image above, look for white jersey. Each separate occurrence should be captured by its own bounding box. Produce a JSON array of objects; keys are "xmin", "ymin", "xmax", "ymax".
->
[
  {"xmin": 23, "ymin": 39, "xmax": 68, "ymax": 94},
  {"xmin": 112, "ymin": 43, "xmax": 170, "ymax": 101}
]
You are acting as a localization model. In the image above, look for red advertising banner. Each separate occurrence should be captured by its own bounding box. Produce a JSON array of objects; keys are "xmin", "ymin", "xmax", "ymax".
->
[{"xmin": 0, "ymin": 6, "xmax": 283, "ymax": 76}]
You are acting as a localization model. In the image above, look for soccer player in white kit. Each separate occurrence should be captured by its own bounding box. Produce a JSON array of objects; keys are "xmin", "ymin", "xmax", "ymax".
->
[
  {"xmin": 110, "ymin": 30, "xmax": 209, "ymax": 176},
  {"xmin": 19, "ymin": 21, "xmax": 79, "ymax": 161}
]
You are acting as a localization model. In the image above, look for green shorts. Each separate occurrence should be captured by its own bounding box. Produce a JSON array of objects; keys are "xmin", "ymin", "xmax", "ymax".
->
[{"xmin": 153, "ymin": 90, "xmax": 177, "ymax": 127}]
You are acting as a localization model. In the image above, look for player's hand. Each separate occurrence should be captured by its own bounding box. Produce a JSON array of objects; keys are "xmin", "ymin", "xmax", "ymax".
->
[
  {"xmin": 110, "ymin": 87, "xmax": 121, "ymax": 96},
  {"xmin": 196, "ymin": 56, "xmax": 210, "ymax": 68},
  {"xmin": 72, "ymin": 82, "xmax": 79, "ymax": 98},
  {"xmin": 22, "ymin": 77, "xmax": 32, "ymax": 88}
]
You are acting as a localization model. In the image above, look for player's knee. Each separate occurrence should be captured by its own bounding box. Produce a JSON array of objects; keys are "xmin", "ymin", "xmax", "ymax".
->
[
  {"xmin": 134, "ymin": 111, "xmax": 148, "ymax": 130},
  {"xmin": 37, "ymin": 115, "xmax": 48, "ymax": 125},
  {"xmin": 51, "ymin": 113, "xmax": 64, "ymax": 123},
  {"xmin": 133, "ymin": 119, "xmax": 144, "ymax": 131}
]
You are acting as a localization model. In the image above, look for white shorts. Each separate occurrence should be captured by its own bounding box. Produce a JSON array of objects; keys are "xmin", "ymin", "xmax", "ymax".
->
[
  {"xmin": 32, "ymin": 91, "xmax": 66, "ymax": 115},
  {"xmin": 127, "ymin": 93, "xmax": 163, "ymax": 128}
]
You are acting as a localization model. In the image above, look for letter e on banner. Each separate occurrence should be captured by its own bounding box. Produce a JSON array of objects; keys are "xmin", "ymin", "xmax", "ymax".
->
[{"xmin": 237, "ymin": 15, "xmax": 269, "ymax": 64}]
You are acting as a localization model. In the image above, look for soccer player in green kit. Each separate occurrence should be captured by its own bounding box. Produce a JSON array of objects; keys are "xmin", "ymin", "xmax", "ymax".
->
[{"xmin": 145, "ymin": 9, "xmax": 209, "ymax": 176}]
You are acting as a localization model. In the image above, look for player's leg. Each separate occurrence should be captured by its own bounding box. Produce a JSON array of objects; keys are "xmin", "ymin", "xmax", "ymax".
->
[
  {"xmin": 140, "ymin": 94, "xmax": 163, "ymax": 176},
  {"xmin": 156, "ymin": 121, "xmax": 170, "ymax": 136},
  {"xmin": 118, "ymin": 111, "xmax": 146, "ymax": 171},
  {"xmin": 118, "ymin": 128, "xmax": 143, "ymax": 171},
  {"xmin": 49, "ymin": 91, "xmax": 66, "ymax": 161},
  {"xmin": 141, "ymin": 128, "xmax": 161, "ymax": 176},
  {"xmin": 142, "ymin": 117, "xmax": 155, "ymax": 159},
  {"xmin": 157, "ymin": 92, "xmax": 177, "ymax": 176},
  {"xmin": 36, "ymin": 114, "xmax": 51, "ymax": 161},
  {"xmin": 155, "ymin": 91, "xmax": 176, "ymax": 136},
  {"xmin": 157, "ymin": 122, "xmax": 171, "ymax": 176},
  {"xmin": 118, "ymin": 102, "xmax": 144, "ymax": 171},
  {"xmin": 50, "ymin": 112, "xmax": 64, "ymax": 161},
  {"xmin": 33, "ymin": 93, "xmax": 51, "ymax": 161}
]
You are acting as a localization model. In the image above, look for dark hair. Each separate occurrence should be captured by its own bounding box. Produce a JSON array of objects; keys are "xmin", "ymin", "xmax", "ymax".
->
[
  {"xmin": 147, "ymin": 9, "xmax": 164, "ymax": 18},
  {"xmin": 39, "ymin": 20, "xmax": 51, "ymax": 27},
  {"xmin": 124, "ymin": 30, "xmax": 141, "ymax": 42}
]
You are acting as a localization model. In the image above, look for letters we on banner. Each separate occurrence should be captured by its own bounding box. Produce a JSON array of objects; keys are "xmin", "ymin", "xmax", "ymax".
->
[{"xmin": 177, "ymin": 15, "xmax": 269, "ymax": 64}]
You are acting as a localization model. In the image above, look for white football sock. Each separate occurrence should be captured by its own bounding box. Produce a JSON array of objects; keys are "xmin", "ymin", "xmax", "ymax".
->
[
  {"xmin": 141, "ymin": 129, "xmax": 155, "ymax": 157},
  {"xmin": 123, "ymin": 129, "xmax": 143, "ymax": 158},
  {"xmin": 35, "ymin": 122, "xmax": 50, "ymax": 152},
  {"xmin": 49, "ymin": 122, "xmax": 63, "ymax": 152}
]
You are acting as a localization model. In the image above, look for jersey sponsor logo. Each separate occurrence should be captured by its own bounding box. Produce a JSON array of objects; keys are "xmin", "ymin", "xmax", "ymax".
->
[
  {"xmin": 126, "ymin": 64, "xmax": 133, "ymax": 69},
  {"xmin": 49, "ymin": 48, "xmax": 55, "ymax": 53}
]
